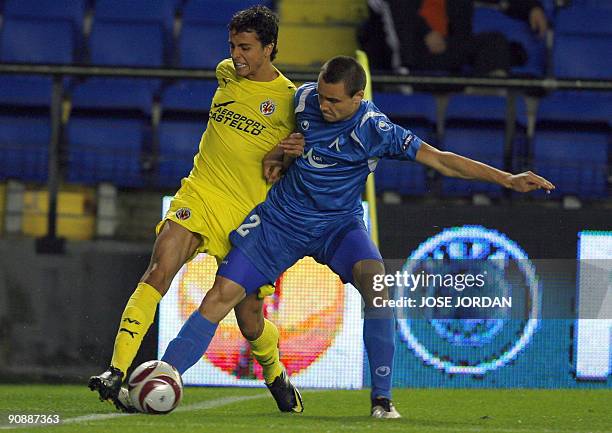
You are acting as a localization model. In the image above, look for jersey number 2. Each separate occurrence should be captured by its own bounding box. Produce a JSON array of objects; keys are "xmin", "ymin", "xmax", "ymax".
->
[{"xmin": 236, "ymin": 214, "xmax": 261, "ymax": 237}]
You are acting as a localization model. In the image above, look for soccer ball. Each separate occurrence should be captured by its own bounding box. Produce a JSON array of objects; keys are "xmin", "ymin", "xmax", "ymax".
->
[{"xmin": 127, "ymin": 360, "xmax": 183, "ymax": 414}]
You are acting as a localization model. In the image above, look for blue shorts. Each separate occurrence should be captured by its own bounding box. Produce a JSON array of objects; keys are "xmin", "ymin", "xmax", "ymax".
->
[{"xmin": 218, "ymin": 203, "xmax": 382, "ymax": 293}]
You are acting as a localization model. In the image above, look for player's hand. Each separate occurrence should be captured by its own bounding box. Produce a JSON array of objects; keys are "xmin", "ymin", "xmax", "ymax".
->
[
  {"xmin": 424, "ymin": 31, "xmax": 447, "ymax": 55},
  {"xmin": 263, "ymin": 159, "xmax": 283, "ymax": 184},
  {"xmin": 529, "ymin": 7, "xmax": 548, "ymax": 38},
  {"xmin": 278, "ymin": 132, "xmax": 304, "ymax": 157},
  {"xmin": 507, "ymin": 171, "xmax": 555, "ymax": 193}
]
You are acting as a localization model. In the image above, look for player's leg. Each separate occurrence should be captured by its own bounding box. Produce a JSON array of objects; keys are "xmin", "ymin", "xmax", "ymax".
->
[
  {"xmin": 89, "ymin": 221, "xmax": 200, "ymax": 407},
  {"xmin": 352, "ymin": 258, "xmax": 400, "ymax": 419},
  {"xmin": 234, "ymin": 294, "xmax": 284, "ymax": 384},
  {"xmin": 161, "ymin": 270, "xmax": 247, "ymax": 373},
  {"xmin": 234, "ymin": 292, "xmax": 302, "ymax": 412},
  {"xmin": 161, "ymin": 245, "xmax": 268, "ymax": 373},
  {"xmin": 325, "ymin": 227, "xmax": 400, "ymax": 418}
]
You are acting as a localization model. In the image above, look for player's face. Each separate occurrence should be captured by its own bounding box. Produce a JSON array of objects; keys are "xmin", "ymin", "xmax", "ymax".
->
[
  {"xmin": 229, "ymin": 30, "xmax": 274, "ymax": 81},
  {"xmin": 317, "ymin": 77, "xmax": 364, "ymax": 122}
]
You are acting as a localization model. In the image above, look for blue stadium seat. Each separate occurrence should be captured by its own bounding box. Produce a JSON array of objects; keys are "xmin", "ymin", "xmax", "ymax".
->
[
  {"xmin": 70, "ymin": 78, "xmax": 157, "ymax": 114},
  {"xmin": 93, "ymin": 0, "xmax": 176, "ymax": 63},
  {"xmin": 441, "ymin": 127, "xmax": 505, "ymax": 197},
  {"xmin": 94, "ymin": 0, "xmax": 175, "ymax": 29},
  {"xmin": 374, "ymin": 126, "xmax": 430, "ymax": 196},
  {"xmin": 182, "ymin": 0, "xmax": 273, "ymax": 25},
  {"xmin": 473, "ymin": 7, "xmax": 546, "ymax": 77},
  {"xmin": 3, "ymin": 0, "xmax": 85, "ymax": 31},
  {"xmin": 372, "ymin": 92, "xmax": 436, "ymax": 125},
  {"xmin": 0, "ymin": 18, "xmax": 74, "ymax": 64},
  {"xmin": 161, "ymin": 80, "xmax": 218, "ymax": 112},
  {"xmin": 0, "ymin": 76, "xmax": 55, "ymax": 108},
  {"xmin": 0, "ymin": 115, "xmax": 49, "ymax": 182},
  {"xmin": 67, "ymin": 117, "xmax": 143, "ymax": 187},
  {"xmin": 533, "ymin": 130, "xmax": 609, "ymax": 198},
  {"xmin": 69, "ymin": 21, "xmax": 163, "ymax": 113},
  {"xmin": 446, "ymin": 94, "xmax": 528, "ymax": 125},
  {"xmin": 555, "ymin": 7, "xmax": 612, "ymax": 34},
  {"xmin": 572, "ymin": 0, "xmax": 612, "ymax": 7},
  {"xmin": 179, "ymin": 24, "xmax": 229, "ymax": 68},
  {"xmin": 553, "ymin": 8, "xmax": 612, "ymax": 79},
  {"xmin": 554, "ymin": 36, "xmax": 612, "ymax": 79},
  {"xmin": 157, "ymin": 120, "xmax": 205, "ymax": 186},
  {"xmin": 89, "ymin": 22, "xmax": 164, "ymax": 67},
  {"xmin": 538, "ymin": 91, "xmax": 612, "ymax": 126}
]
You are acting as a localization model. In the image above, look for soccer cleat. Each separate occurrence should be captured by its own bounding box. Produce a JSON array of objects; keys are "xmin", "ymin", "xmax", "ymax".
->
[
  {"xmin": 88, "ymin": 366, "xmax": 134, "ymax": 412},
  {"xmin": 116, "ymin": 387, "xmax": 137, "ymax": 413},
  {"xmin": 371, "ymin": 397, "xmax": 402, "ymax": 419},
  {"xmin": 265, "ymin": 370, "xmax": 304, "ymax": 413}
]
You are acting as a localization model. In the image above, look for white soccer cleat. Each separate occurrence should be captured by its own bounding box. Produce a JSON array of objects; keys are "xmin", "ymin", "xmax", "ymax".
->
[
  {"xmin": 371, "ymin": 397, "xmax": 402, "ymax": 419},
  {"xmin": 117, "ymin": 387, "xmax": 137, "ymax": 413}
]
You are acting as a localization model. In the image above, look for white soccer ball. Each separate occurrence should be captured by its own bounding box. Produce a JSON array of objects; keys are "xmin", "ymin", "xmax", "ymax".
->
[{"xmin": 127, "ymin": 360, "xmax": 183, "ymax": 414}]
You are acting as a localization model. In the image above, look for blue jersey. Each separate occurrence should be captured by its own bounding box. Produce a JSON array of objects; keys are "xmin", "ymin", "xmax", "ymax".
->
[{"xmin": 266, "ymin": 82, "xmax": 423, "ymax": 223}]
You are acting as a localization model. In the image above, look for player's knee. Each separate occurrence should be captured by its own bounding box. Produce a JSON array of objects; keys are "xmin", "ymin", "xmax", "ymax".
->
[
  {"xmin": 353, "ymin": 259, "xmax": 387, "ymax": 308},
  {"xmin": 200, "ymin": 279, "xmax": 246, "ymax": 312},
  {"xmin": 353, "ymin": 259, "xmax": 385, "ymax": 289},
  {"xmin": 238, "ymin": 319, "xmax": 263, "ymax": 341},
  {"xmin": 141, "ymin": 261, "xmax": 174, "ymax": 295}
]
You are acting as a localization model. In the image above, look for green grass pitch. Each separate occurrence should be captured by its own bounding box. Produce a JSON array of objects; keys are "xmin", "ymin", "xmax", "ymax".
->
[{"xmin": 0, "ymin": 385, "xmax": 610, "ymax": 433}]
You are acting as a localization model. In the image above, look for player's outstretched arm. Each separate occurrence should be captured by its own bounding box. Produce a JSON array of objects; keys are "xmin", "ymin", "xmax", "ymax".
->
[{"xmin": 414, "ymin": 142, "xmax": 555, "ymax": 193}]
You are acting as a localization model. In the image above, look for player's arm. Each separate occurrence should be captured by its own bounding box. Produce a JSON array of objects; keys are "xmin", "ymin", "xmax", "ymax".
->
[
  {"xmin": 415, "ymin": 142, "xmax": 555, "ymax": 193},
  {"xmin": 263, "ymin": 132, "xmax": 304, "ymax": 183}
]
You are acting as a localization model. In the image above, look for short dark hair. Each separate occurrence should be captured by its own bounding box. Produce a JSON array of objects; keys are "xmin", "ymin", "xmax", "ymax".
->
[
  {"xmin": 228, "ymin": 5, "xmax": 279, "ymax": 61},
  {"xmin": 319, "ymin": 56, "xmax": 366, "ymax": 97}
]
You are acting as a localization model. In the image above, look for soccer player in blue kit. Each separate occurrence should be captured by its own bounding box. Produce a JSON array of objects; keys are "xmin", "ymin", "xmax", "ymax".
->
[{"xmin": 161, "ymin": 56, "xmax": 555, "ymax": 418}]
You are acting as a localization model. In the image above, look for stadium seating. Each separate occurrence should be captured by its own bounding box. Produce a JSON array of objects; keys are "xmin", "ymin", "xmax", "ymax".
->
[
  {"xmin": 157, "ymin": 120, "xmax": 205, "ymax": 187},
  {"xmin": 3, "ymin": 0, "xmax": 85, "ymax": 29},
  {"xmin": 473, "ymin": 7, "xmax": 546, "ymax": 77},
  {"xmin": 372, "ymin": 92, "xmax": 437, "ymax": 126},
  {"xmin": 553, "ymin": 7, "xmax": 612, "ymax": 79},
  {"xmin": 0, "ymin": 18, "xmax": 74, "ymax": 107},
  {"xmin": 537, "ymin": 91, "xmax": 612, "ymax": 126},
  {"xmin": 0, "ymin": 115, "xmax": 49, "ymax": 182},
  {"xmin": 179, "ymin": 24, "xmax": 229, "ymax": 69},
  {"xmin": 441, "ymin": 127, "xmax": 506, "ymax": 197},
  {"xmin": 94, "ymin": 0, "xmax": 175, "ymax": 29},
  {"xmin": 446, "ymin": 94, "xmax": 528, "ymax": 125},
  {"xmin": 93, "ymin": 0, "xmax": 176, "ymax": 64},
  {"xmin": 72, "ymin": 21, "xmax": 164, "ymax": 114},
  {"xmin": 161, "ymin": 80, "xmax": 218, "ymax": 112},
  {"xmin": 532, "ymin": 130, "xmax": 609, "ymax": 198},
  {"xmin": 66, "ymin": 117, "xmax": 144, "ymax": 187},
  {"xmin": 182, "ymin": 0, "xmax": 273, "ymax": 24},
  {"xmin": 544, "ymin": 4, "xmax": 611, "ymax": 128}
]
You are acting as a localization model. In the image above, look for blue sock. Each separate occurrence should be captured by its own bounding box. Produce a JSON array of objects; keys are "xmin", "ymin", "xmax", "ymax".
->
[
  {"xmin": 162, "ymin": 311, "xmax": 218, "ymax": 375},
  {"xmin": 363, "ymin": 317, "xmax": 395, "ymax": 400}
]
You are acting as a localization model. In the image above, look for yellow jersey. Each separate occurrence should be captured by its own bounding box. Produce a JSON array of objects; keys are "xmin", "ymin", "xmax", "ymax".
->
[
  {"xmin": 184, "ymin": 59, "xmax": 295, "ymax": 213},
  {"xmin": 162, "ymin": 59, "xmax": 296, "ymax": 261}
]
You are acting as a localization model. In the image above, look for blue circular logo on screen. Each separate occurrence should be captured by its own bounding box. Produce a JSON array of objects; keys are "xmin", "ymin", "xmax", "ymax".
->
[{"xmin": 396, "ymin": 225, "xmax": 541, "ymax": 375}]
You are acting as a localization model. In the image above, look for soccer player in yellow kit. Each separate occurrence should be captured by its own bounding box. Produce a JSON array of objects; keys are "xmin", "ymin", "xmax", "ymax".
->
[{"xmin": 89, "ymin": 5, "xmax": 304, "ymax": 413}]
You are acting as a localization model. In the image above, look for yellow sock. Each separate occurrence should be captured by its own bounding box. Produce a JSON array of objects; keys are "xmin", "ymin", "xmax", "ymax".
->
[
  {"xmin": 110, "ymin": 282, "xmax": 162, "ymax": 376},
  {"xmin": 249, "ymin": 319, "xmax": 283, "ymax": 384}
]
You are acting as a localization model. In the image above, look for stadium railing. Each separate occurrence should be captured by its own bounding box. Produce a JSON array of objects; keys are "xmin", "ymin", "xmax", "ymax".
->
[{"xmin": 0, "ymin": 62, "xmax": 610, "ymax": 250}]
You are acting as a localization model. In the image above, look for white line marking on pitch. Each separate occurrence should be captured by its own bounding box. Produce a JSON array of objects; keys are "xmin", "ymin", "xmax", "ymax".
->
[{"xmin": 0, "ymin": 393, "xmax": 269, "ymax": 430}]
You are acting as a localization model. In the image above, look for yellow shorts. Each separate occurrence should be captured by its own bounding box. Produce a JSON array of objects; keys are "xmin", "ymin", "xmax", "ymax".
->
[{"xmin": 156, "ymin": 183, "xmax": 275, "ymax": 298}]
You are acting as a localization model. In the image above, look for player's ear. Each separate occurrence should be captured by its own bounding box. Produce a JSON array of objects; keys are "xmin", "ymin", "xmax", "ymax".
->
[
  {"xmin": 352, "ymin": 90, "xmax": 365, "ymax": 103},
  {"xmin": 263, "ymin": 42, "xmax": 274, "ymax": 59}
]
